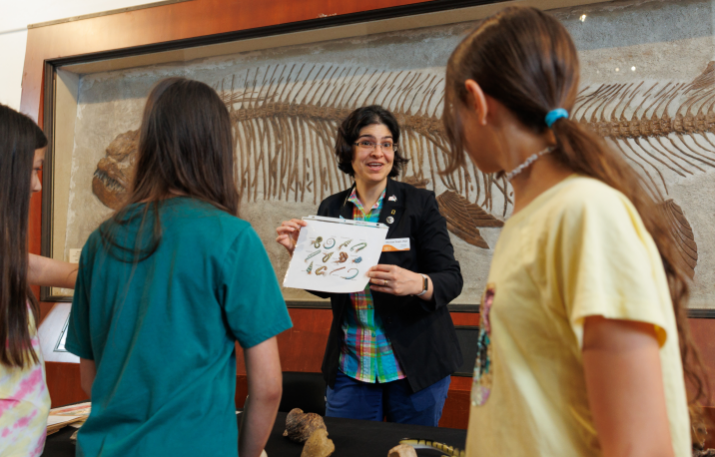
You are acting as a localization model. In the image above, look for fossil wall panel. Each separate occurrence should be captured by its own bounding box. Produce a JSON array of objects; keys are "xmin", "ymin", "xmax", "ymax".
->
[{"xmin": 64, "ymin": 0, "xmax": 715, "ymax": 308}]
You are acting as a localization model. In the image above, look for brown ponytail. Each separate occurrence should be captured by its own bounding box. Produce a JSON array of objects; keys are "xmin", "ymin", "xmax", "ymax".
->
[{"xmin": 443, "ymin": 6, "xmax": 707, "ymax": 408}]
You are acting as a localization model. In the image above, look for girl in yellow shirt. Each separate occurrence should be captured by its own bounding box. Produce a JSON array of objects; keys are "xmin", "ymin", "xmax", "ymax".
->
[{"xmin": 442, "ymin": 7, "xmax": 705, "ymax": 457}]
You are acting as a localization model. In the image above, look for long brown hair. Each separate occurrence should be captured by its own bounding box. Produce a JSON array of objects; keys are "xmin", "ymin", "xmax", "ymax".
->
[
  {"xmin": 0, "ymin": 104, "xmax": 48, "ymax": 368},
  {"xmin": 100, "ymin": 77, "xmax": 239, "ymax": 260},
  {"xmin": 443, "ymin": 7, "xmax": 706, "ymax": 405}
]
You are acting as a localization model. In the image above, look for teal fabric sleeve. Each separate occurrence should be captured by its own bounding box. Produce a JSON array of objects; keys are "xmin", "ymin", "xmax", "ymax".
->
[{"xmin": 221, "ymin": 226, "xmax": 292, "ymax": 349}]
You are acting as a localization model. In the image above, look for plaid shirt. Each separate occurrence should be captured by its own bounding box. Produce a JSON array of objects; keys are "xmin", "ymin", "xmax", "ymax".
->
[{"xmin": 338, "ymin": 187, "xmax": 406, "ymax": 383}]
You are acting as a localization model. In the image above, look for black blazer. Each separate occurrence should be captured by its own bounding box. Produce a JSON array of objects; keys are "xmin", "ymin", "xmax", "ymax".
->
[{"xmin": 312, "ymin": 178, "xmax": 464, "ymax": 393}]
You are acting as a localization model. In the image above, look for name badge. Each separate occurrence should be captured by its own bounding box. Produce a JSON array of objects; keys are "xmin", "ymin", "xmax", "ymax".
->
[{"xmin": 382, "ymin": 238, "xmax": 410, "ymax": 252}]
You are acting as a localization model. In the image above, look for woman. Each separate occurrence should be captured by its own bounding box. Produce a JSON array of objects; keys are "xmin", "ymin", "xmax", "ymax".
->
[
  {"xmin": 442, "ymin": 7, "xmax": 704, "ymax": 457},
  {"xmin": 1, "ymin": 104, "xmax": 77, "ymax": 456},
  {"xmin": 65, "ymin": 78, "xmax": 291, "ymax": 457},
  {"xmin": 276, "ymin": 105, "xmax": 463, "ymax": 426}
]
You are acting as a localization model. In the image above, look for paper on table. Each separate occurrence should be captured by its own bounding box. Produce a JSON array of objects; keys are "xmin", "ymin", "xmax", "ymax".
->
[
  {"xmin": 283, "ymin": 216, "xmax": 389, "ymax": 293},
  {"xmin": 47, "ymin": 415, "xmax": 82, "ymax": 427},
  {"xmin": 50, "ymin": 401, "xmax": 91, "ymax": 417}
]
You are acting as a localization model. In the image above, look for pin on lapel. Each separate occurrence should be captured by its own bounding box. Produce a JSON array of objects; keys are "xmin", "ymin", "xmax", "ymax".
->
[
  {"xmin": 388, "ymin": 195, "xmax": 397, "ymax": 202},
  {"xmin": 386, "ymin": 216, "xmax": 395, "ymax": 225}
]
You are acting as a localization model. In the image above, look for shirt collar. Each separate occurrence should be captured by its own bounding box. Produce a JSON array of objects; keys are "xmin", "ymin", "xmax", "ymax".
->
[{"xmin": 348, "ymin": 187, "xmax": 386, "ymax": 217}]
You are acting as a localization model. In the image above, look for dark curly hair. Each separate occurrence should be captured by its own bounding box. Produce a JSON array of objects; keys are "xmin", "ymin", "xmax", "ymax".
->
[{"xmin": 335, "ymin": 105, "xmax": 409, "ymax": 178}]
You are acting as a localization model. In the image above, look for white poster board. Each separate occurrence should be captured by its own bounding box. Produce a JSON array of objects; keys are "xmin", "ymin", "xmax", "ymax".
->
[
  {"xmin": 38, "ymin": 303, "xmax": 79, "ymax": 364},
  {"xmin": 283, "ymin": 216, "xmax": 389, "ymax": 294}
]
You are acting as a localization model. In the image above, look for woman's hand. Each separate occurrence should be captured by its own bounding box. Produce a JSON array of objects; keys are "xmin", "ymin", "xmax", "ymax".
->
[
  {"xmin": 275, "ymin": 219, "xmax": 307, "ymax": 257},
  {"xmin": 367, "ymin": 265, "xmax": 432, "ymax": 300}
]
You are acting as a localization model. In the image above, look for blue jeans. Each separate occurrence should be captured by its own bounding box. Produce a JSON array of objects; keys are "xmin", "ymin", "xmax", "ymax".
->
[{"xmin": 326, "ymin": 371, "xmax": 451, "ymax": 426}]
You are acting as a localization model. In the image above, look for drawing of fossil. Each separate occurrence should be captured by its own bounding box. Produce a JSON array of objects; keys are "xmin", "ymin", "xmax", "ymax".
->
[
  {"xmin": 91, "ymin": 62, "xmax": 711, "ymax": 271},
  {"xmin": 350, "ymin": 242, "xmax": 367, "ymax": 253}
]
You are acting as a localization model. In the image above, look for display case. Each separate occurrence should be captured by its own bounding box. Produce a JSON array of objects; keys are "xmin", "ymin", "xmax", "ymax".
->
[{"xmin": 37, "ymin": 0, "xmax": 715, "ymax": 316}]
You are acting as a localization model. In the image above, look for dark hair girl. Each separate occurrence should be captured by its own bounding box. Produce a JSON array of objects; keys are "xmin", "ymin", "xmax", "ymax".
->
[
  {"xmin": 0, "ymin": 104, "xmax": 47, "ymax": 369},
  {"xmin": 99, "ymin": 77, "xmax": 239, "ymax": 261},
  {"xmin": 1, "ymin": 104, "xmax": 78, "ymax": 456},
  {"xmin": 65, "ymin": 78, "xmax": 291, "ymax": 457},
  {"xmin": 443, "ymin": 7, "xmax": 705, "ymax": 457}
]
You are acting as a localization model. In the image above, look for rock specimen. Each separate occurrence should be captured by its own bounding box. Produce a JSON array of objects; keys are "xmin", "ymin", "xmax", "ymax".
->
[
  {"xmin": 388, "ymin": 444, "xmax": 418, "ymax": 457},
  {"xmin": 283, "ymin": 408, "xmax": 327, "ymax": 444},
  {"xmin": 300, "ymin": 429, "xmax": 335, "ymax": 457}
]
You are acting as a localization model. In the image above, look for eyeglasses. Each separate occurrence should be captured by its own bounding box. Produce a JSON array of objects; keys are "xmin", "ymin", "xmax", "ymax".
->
[{"xmin": 353, "ymin": 140, "xmax": 398, "ymax": 152}]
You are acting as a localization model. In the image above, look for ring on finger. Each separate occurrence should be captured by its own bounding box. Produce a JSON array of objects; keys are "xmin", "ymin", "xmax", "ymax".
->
[{"xmin": 384, "ymin": 279, "xmax": 388, "ymax": 286}]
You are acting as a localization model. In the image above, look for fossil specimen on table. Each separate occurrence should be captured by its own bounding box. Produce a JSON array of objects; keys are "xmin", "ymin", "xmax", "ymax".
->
[
  {"xmin": 300, "ymin": 429, "xmax": 335, "ymax": 457},
  {"xmin": 92, "ymin": 62, "xmax": 711, "ymax": 269},
  {"xmin": 283, "ymin": 408, "xmax": 327, "ymax": 444},
  {"xmin": 388, "ymin": 444, "xmax": 418, "ymax": 457}
]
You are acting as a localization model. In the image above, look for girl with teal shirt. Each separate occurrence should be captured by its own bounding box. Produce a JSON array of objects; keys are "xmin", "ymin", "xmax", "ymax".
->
[{"xmin": 66, "ymin": 78, "xmax": 292, "ymax": 457}]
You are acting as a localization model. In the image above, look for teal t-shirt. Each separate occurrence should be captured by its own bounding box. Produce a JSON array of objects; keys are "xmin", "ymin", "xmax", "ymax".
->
[{"xmin": 66, "ymin": 198, "xmax": 292, "ymax": 457}]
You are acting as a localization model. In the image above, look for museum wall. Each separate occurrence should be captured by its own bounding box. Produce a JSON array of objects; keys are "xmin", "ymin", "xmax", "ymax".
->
[{"xmin": 0, "ymin": 0, "xmax": 158, "ymax": 110}]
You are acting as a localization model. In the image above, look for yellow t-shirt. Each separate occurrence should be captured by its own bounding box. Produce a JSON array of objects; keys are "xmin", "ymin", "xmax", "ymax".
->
[{"xmin": 466, "ymin": 176, "xmax": 690, "ymax": 457}]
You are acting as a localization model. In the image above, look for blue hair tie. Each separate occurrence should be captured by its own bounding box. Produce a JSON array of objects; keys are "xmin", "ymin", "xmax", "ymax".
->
[{"xmin": 545, "ymin": 108, "xmax": 569, "ymax": 128}]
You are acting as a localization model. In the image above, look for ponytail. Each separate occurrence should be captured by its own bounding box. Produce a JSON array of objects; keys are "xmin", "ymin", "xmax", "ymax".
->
[{"xmin": 550, "ymin": 116, "xmax": 706, "ymax": 405}]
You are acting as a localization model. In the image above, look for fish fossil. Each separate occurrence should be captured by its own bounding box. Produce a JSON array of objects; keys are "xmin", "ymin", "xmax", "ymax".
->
[
  {"xmin": 92, "ymin": 62, "xmax": 711, "ymax": 275},
  {"xmin": 92, "ymin": 64, "xmax": 504, "ymax": 249}
]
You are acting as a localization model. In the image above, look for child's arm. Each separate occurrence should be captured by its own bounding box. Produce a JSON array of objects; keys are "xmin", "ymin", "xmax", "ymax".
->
[
  {"xmin": 583, "ymin": 316, "xmax": 674, "ymax": 457},
  {"xmin": 79, "ymin": 358, "xmax": 96, "ymax": 399},
  {"xmin": 28, "ymin": 253, "xmax": 78, "ymax": 289},
  {"xmin": 240, "ymin": 337, "xmax": 282, "ymax": 457}
]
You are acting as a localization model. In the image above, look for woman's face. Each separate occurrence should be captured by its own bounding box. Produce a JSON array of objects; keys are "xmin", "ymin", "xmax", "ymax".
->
[
  {"xmin": 31, "ymin": 149, "xmax": 44, "ymax": 194},
  {"xmin": 351, "ymin": 123, "xmax": 395, "ymax": 186}
]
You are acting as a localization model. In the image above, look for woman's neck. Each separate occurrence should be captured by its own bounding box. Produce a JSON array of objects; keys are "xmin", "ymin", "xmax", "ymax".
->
[{"xmin": 355, "ymin": 178, "xmax": 388, "ymax": 210}]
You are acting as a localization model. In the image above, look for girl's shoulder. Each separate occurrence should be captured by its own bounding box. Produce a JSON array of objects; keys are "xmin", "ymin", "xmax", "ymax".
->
[{"xmin": 548, "ymin": 175, "xmax": 636, "ymax": 219}]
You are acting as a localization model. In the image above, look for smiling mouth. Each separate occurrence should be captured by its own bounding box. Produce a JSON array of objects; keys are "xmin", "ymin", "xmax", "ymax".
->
[{"xmin": 367, "ymin": 162, "xmax": 384, "ymax": 169}]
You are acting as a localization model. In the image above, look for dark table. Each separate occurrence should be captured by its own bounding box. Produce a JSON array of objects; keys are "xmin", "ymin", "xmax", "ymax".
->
[{"xmin": 43, "ymin": 411, "xmax": 466, "ymax": 456}]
